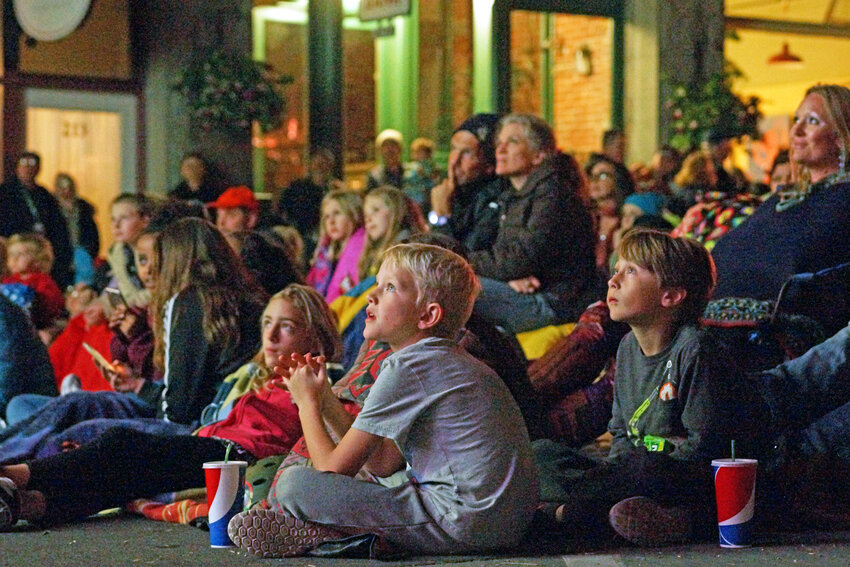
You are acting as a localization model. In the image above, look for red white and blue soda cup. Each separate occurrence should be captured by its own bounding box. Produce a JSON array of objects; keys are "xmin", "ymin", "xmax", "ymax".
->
[
  {"xmin": 203, "ymin": 461, "xmax": 248, "ymax": 548},
  {"xmin": 712, "ymin": 458, "xmax": 757, "ymax": 548}
]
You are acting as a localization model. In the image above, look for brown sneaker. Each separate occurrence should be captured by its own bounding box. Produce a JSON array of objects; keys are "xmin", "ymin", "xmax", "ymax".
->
[
  {"xmin": 608, "ymin": 496, "xmax": 693, "ymax": 547},
  {"xmin": 227, "ymin": 509, "xmax": 348, "ymax": 558}
]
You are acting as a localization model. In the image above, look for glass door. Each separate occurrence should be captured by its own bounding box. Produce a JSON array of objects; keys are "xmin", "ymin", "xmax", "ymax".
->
[{"xmin": 25, "ymin": 89, "xmax": 138, "ymax": 257}]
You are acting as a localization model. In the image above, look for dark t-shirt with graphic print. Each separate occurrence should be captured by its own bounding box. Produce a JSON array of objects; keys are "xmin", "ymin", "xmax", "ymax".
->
[{"xmin": 607, "ymin": 324, "xmax": 727, "ymax": 463}]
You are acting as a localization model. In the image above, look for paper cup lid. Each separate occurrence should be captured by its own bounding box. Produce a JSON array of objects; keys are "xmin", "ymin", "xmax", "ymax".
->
[
  {"xmin": 203, "ymin": 461, "xmax": 249, "ymax": 469},
  {"xmin": 712, "ymin": 458, "xmax": 758, "ymax": 467}
]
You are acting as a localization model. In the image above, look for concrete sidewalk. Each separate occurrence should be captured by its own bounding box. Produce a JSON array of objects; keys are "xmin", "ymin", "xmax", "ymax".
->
[{"xmin": 2, "ymin": 513, "xmax": 850, "ymax": 566}]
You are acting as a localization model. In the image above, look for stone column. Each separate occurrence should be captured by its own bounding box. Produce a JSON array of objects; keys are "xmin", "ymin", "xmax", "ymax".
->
[{"xmin": 623, "ymin": 0, "xmax": 724, "ymax": 162}]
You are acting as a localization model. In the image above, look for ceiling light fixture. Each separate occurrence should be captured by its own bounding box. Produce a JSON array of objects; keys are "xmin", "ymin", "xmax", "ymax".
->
[{"xmin": 767, "ymin": 42, "xmax": 804, "ymax": 67}]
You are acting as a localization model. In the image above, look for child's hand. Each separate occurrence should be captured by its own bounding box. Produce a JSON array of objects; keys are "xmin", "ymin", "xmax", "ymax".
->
[
  {"xmin": 103, "ymin": 361, "xmax": 145, "ymax": 394},
  {"xmin": 107, "ymin": 305, "xmax": 138, "ymax": 337},
  {"xmin": 280, "ymin": 353, "xmax": 329, "ymax": 410}
]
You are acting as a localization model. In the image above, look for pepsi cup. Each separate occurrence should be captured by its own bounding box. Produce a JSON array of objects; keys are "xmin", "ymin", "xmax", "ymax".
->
[
  {"xmin": 203, "ymin": 461, "xmax": 248, "ymax": 548},
  {"xmin": 712, "ymin": 458, "xmax": 757, "ymax": 548}
]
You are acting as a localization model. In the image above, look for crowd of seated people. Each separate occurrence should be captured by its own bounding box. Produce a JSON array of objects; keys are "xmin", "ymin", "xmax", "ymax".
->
[{"xmin": 1, "ymin": 83, "xmax": 850, "ymax": 559}]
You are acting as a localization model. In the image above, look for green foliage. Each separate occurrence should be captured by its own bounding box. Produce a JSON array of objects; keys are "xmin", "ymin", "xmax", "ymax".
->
[
  {"xmin": 174, "ymin": 50, "xmax": 292, "ymax": 134},
  {"xmin": 665, "ymin": 66, "xmax": 762, "ymax": 153}
]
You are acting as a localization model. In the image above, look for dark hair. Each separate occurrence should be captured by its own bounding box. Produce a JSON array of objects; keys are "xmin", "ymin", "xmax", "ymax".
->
[
  {"xmin": 17, "ymin": 151, "xmax": 41, "ymax": 167},
  {"xmin": 230, "ymin": 231, "xmax": 303, "ymax": 296},
  {"xmin": 552, "ymin": 152, "xmax": 590, "ymax": 205},
  {"xmin": 151, "ymin": 218, "xmax": 264, "ymax": 369},
  {"xmin": 585, "ymin": 153, "xmax": 635, "ymax": 204},
  {"xmin": 602, "ymin": 129, "xmax": 624, "ymax": 148},
  {"xmin": 147, "ymin": 200, "xmax": 208, "ymax": 232},
  {"xmin": 770, "ymin": 149, "xmax": 791, "ymax": 176}
]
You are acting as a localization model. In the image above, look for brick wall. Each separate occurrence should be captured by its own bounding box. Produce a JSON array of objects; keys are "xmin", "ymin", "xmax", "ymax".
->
[
  {"xmin": 450, "ymin": 0, "xmax": 474, "ymax": 129},
  {"xmin": 510, "ymin": 11, "xmax": 543, "ymax": 116},
  {"xmin": 418, "ymin": 0, "xmax": 472, "ymax": 145},
  {"xmin": 552, "ymin": 14, "xmax": 613, "ymax": 161},
  {"xmin": 508, "ymin": 11, "xmax": 613, "ymax": 163}
]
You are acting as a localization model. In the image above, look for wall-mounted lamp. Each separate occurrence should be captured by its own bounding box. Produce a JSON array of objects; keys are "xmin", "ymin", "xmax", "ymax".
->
[
  {"xmin": 575, "ymin": 45, "xmax": 592, "ymax": 76},
  {"xmin": 767, "ymin": 42, "xmax": 804, "ymax": 68}
]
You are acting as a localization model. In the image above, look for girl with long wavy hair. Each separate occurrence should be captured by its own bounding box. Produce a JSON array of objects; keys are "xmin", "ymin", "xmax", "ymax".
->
[{"xmin": 0, "ymin": 284, "xmax": 343, "ymax": 528}]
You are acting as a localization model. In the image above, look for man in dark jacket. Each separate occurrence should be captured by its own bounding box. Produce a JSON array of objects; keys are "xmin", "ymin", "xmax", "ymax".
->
[
  {"xmin": 429, "ymin": 113, "xmax": 504, "ymax": 253},
  {"xmin": 469, "ymin": 114, "xmax": 600, "ymax": 334},
  {"xmin": 0, "ymin": 152, "xmax": 73, "ymax": 289}
]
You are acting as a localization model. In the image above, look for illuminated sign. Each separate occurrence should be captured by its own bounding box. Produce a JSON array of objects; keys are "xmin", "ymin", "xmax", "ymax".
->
[{"xmin": 359, "ymin": 0, "xmax": 410, "ymax": 21}]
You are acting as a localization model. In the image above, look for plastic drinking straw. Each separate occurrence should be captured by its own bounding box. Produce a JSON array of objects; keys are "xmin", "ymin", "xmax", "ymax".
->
[
  {"xmin": 731, "ymin": 439, "xmax": 736, "ymax": 461},
  {"xmin": 224, "ymin": 442, "xmax": 233, "ymax": 463}
]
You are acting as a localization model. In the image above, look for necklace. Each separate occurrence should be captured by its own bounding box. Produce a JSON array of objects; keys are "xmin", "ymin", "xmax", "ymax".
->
[{"xmin": 775, "ymin": 171, "xmax": 850, "ymax": 212}]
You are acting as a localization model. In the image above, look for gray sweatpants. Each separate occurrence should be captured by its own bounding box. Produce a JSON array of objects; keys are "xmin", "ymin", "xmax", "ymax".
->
[{"xmin": 269, "ymin": 465, "xmax": 477, "ymax": 554}]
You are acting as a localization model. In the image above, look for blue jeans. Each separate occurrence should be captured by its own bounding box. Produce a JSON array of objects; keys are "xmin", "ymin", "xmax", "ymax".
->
[
  {"xmin": 756, "ymin": 323, "xmax": 850, "ymax": 460},
  {"xmin": 472, "ymin": 277, "xmax": 559, "ymax": 334},
  {"xmin": 0, "ymin": 391, "xmax": 160, "ymax": 465},
  {"xmin": 5, "ymin": 394, "xmax": 53, "ymax": 425}
]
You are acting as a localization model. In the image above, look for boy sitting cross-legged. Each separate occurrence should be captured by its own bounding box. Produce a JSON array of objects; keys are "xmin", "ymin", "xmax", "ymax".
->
[
  {"xmin": 534, "ymin": 228, "xmax": 733, "ymax": 547},
  {"xmin": 228, "ymin": 243, "xmax": 539, "ymax": 558}
]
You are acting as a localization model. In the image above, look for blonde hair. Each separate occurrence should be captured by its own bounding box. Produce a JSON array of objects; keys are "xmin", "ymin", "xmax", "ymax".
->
[
  {"xmin": 381, "ymin": 243, "xmax": 480, "ymax": 338},
  {"xmin": 617, "ymin": 228, "xmax": 716, "ymax": 325},
  {"xmin": 674, "ymin": 151, "xmax": 714, "ymax": 188},
  {"xmin": 7, "ymin": 233, "xmax": 54, "ymax": 273},
  {"xmin": 249, "ymin": 283, "xmax": 343, "ymax": 390},
  {"xmin": 791, "ymin": 84, "xmax": 850, "ymax": 190},
  {"xmin": 316, "ymin": 189, "xmax": 363, "ymax": 262},
  {"xmin": 358, "ymin": 186, "xmax": 427, "ymax": 280},
  {"xmin": 410, "ymin": 137, "xmax": 435, "ymax": 156}
]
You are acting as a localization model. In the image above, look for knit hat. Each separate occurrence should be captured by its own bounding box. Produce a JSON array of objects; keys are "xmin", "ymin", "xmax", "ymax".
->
[
  {"xmin": 624, "ymin": 192, "xmax": 666, "ymax": 217},
  {"xmin": 375, "ymin": 129, "xmax": 403, "ymax": 149},
  {"xmin": 454, "ymin": 113, "xmax": 501, "ymax": 166},
  {"xmin": 208, "ymin": 186, "xmax": 259, "ymax": 211}
]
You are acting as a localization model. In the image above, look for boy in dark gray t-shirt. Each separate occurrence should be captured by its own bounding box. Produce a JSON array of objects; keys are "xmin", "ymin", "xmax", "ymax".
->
[
  {"xmin": 229, "ymin": 243, "xmax": 538, "ymax": 558},
  {"xmin": 535, "ymin": 229, "xmax": 727, "ymax": 547}
]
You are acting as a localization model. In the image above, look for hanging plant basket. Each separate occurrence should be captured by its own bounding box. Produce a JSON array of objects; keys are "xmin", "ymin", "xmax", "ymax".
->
[
  {"xmin": 665, "ymin": 66, "xmax": 762, "ymax": 154},
  {"xmin": 174, "ymin": 49, "xmax": 291, "ymax": 134}
]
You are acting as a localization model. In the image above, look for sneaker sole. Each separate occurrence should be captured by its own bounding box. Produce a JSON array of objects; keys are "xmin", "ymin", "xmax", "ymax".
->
[
  {"xmin": 608, "ymin": 496, "xmax": 692, "ymax": 547},
  {"xmin": 227, "ymin": 509, "xmax": 347, "ymax": 558}
]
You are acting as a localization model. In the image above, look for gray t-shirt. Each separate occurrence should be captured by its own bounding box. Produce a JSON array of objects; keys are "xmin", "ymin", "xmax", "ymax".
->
[{"xmin": 352, "ymin": 336, "xmax": 538, "ymax": 549}]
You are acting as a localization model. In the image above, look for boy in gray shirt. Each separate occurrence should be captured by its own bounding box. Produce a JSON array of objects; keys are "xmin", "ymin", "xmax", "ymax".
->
[{"xmin": 229, "ymin": 243, "xmax": 538, "ymax": 558}]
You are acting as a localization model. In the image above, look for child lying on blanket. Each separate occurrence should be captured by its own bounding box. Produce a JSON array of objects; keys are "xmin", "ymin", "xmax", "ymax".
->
[{"xmin": 0, "ymin": 284, "xmax": 340, "ymax": 528}]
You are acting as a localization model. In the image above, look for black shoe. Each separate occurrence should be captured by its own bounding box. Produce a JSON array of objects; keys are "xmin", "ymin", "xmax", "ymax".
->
[
  {"xmin": 609, "ymin": 496, "xmax": 693, "ymax": 547},
  {"xmin": 0, "ymin": 477, "xmax": 20, "ymax": 531}
]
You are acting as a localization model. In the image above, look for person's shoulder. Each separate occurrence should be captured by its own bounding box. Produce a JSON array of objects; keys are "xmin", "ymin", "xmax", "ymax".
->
[
  {"xmin": 615, "ymin": 329, "xmax": 639, "ymax": 355},
  {"xmin": 77, "ymin": 197, "xmax": 96, "ymax": 215},
  {"xmin": 674, "ymin": 323, "xmax": 702, "ymax": 345},
  {"xmin": 390, "ymin": 336, "xmax": 483, "ymax": 368},
  {"xmin": 31, "ymin": 183, "xmax": 56, "ymax": 200}
]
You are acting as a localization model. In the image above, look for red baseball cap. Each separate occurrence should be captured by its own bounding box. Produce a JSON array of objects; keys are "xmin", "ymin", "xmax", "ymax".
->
[{"xmin": 208, "ymin": 186, "xmax": 259, "ymax": 211}]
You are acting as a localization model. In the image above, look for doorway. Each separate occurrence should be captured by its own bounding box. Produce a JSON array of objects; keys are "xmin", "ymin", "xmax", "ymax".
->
[
  {"xmin": 494, "ymin": 2, "xmax": 624, "ymax": 162},
  {"xmin": 24, "ymin": 89, "xmax": 138, "ymax": 257}
]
